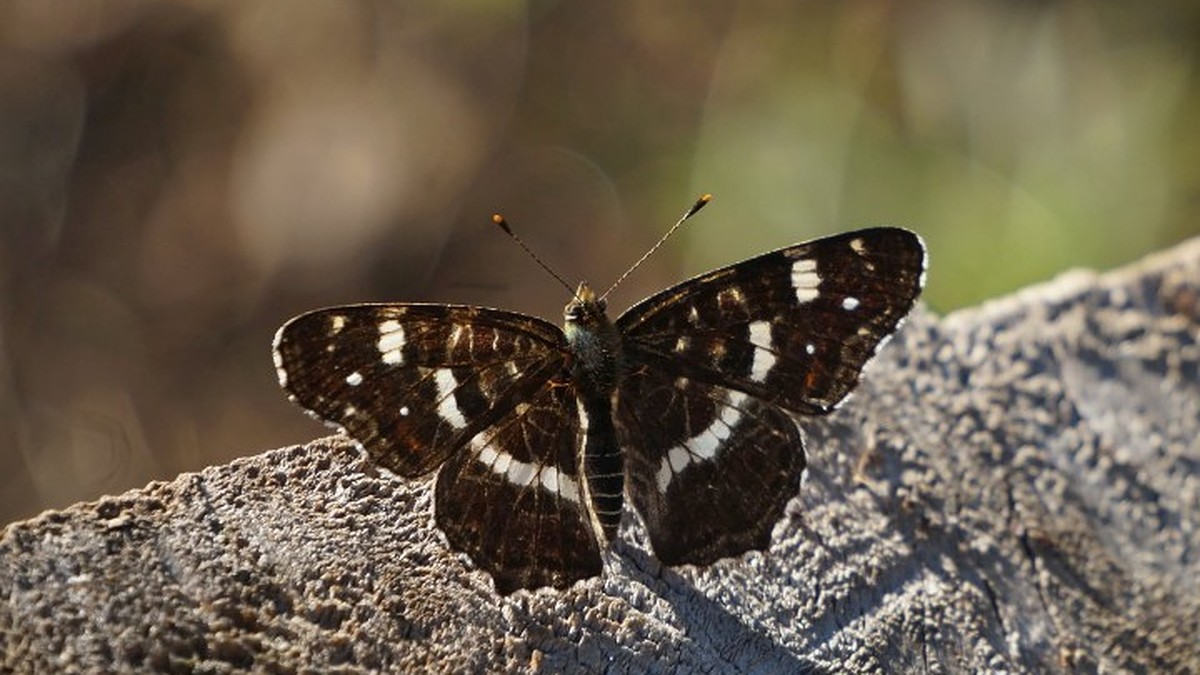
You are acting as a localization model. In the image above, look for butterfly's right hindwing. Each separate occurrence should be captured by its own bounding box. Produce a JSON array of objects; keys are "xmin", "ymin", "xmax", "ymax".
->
[
  {"xmin": 617, "ymin": 368, "xmax": 805, "ymax": 566},
  {"xmin": 273, "ymin": 304, "xmax": 568, "ymax": 477}
]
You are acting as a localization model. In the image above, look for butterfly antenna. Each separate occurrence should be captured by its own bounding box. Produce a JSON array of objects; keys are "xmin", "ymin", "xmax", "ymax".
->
[
  {"xmin": 492, "ymin": 213, "xmax": 578, "ymax": 298},
  {"xmin": 599, "ymin": 193, "xmax": 711, "ymax": 302}
]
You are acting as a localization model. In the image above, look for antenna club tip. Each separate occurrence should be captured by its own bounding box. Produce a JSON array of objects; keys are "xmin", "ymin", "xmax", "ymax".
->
[
  {"xmin": 684, "ymin": 193, "xmax": 712, "ymax": 219},
  {"xmin": 491, "ymin": 213, "xmax": 512, "ymax": 233}
]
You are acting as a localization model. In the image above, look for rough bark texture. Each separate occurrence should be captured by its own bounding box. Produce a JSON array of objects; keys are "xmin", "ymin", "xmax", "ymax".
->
[{"xmin": 3, "ymin": 238, "xmax": 1198, "ymax": 674}]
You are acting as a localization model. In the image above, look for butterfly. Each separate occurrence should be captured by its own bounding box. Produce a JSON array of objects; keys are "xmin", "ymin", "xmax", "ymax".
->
[{"xmin": 273, "ymin": 200, "xmax": 926, "ymax": 594}]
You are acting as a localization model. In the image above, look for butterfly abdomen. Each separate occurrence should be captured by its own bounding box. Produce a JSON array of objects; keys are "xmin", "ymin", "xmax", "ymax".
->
[{"xmin": 579, "ymin": 396, "xmax": 624, "ymax": 542}]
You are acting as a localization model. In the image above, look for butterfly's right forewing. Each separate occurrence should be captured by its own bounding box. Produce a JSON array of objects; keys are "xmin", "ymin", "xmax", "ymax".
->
[{"xmin": 617, "ymin": 227, "xmax": 926, "ymax": 415}]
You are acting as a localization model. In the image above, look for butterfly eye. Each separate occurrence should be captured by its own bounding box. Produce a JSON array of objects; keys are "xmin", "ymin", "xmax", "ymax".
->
[{"xmin": 596, "ymin": 298, "xmax": 607, "ymax": 313}]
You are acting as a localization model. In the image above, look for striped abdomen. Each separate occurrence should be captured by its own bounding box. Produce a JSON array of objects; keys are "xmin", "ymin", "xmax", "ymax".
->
[{"xmin": 580, "ymin": 395, "xmax": 624, "ymax": 542}]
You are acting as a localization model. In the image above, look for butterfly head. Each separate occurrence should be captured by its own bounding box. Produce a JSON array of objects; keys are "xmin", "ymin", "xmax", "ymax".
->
[{"xmin": 564, "ymin": 282, "xmax": 608, "ymax": 326}]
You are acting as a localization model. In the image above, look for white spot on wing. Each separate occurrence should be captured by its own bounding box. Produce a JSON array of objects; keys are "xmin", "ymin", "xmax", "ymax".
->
[
  {"xmin": 850, "ymin": 238, "xmax": 867, "ymax": 255},
  {"xmin": 434, "ymin": 369, "xmax": 467, "ymax": 429},
  {"xmin": 492, "ymin": 450, "xmax": 511, "ymax": 473},
  {"xmin": 480, "ymin": 445, "xmax": 498, "ymax": 466},
  {"xmin": 688, "ymin": 430, "xmax": 721, "ymax": 460},
  {"xmin": 711, "ymin": 418, "xmax": 732, "ymax": 442},
  {"xmin": 329, "ymin": 315, "xmax": 347, "ymax": 334},
  {"xmin": 378, "ymin": 320, "xmax": 406, "ymax": 365},
  {"xmin": 843, "ymin": 296, "xmax": 860, "ymax": 310},
  {"xmin": 556, "ymin": 471, "xmax": 581, "ymax": 502},
  {"xmin": 399, "ymin": 405, "xmax": 410, "ymax": 416},
  {"xmin": 747, "ymin": 320, "xmax": 776, "ymax": 383},
  {"xmin": 345, "ymin": 371, "xmax": 364, "ymax": 387},
  {"xmin": 718, "ymin": 286, "xmax": 745, "ymax": 308},
  {"xmin": 791, "ymin": 258, "xmax": 820, "ymax": 303},
  {"xmin": 667, "ymin": 446, "xmax": 689, "ymax": 472},
  {"xmin": 507, "ymin": 461, "xmax": 537, "ymax": 486}
]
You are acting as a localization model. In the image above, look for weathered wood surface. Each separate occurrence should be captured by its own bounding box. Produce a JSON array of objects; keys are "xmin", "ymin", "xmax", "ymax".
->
[{"xmin": 3, "ymin": 237, "xmax": 1198, "ymax": 673}]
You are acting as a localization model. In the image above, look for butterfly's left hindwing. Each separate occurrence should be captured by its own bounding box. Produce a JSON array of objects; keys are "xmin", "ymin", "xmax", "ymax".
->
[{"xmin": 273, "ymin": 304, "xmax": 568, "ymax": 477}]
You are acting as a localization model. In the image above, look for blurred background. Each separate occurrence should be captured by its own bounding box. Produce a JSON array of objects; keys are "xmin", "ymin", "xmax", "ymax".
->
[{"xmin": 1, "ymin": 1, "xmax": 1197, "ymax": 524}]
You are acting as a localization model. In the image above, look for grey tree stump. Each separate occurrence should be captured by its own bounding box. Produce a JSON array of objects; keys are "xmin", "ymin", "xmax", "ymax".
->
[{"xmin": 3, "ymin": 238, "xmax": 1198, "ymax": 674}]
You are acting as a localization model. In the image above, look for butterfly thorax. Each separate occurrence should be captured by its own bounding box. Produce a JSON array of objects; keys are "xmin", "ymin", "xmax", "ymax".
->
[
  {"xmin": 562, "ymin": 281, "xmax": 625, "ymax": 544},
  {"xmin": 562, "ymin": 282, "xmax": 623, "ymax": 394}
]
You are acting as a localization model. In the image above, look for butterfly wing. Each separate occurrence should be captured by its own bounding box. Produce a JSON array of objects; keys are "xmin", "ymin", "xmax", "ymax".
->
[
  {"xmin": 616, "ymin": 371, "xmax": 805, "ymax": 566},
  {"xmin": 274, "ymin": 304, "xmax": 568, "ymax": 476},
  {"xmin": 274, "ymin": 304, "xmax": 601, "ymax": 592},
  {"xmin": 434, "ymin": 379, "xmax": 602, "ymax": 593},
  {"xmin": 617, "ymin": 227, "xmax": 926, "ymax": 414},
  {"xmin": 615, "ymin": 227, "xmax": 926, "ymax": 565}
]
